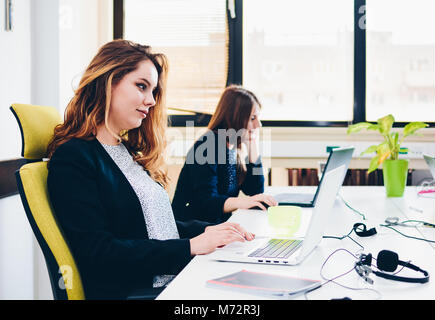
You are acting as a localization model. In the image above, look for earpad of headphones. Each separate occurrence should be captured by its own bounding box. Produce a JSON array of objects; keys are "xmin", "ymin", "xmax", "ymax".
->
[
  {"xmin": 377, "ymin": 250, "xmax": 399, "ymax": 272},
  {"xmin": 353, "ymin": 223, "xmax": 377, "ymax": 237}
]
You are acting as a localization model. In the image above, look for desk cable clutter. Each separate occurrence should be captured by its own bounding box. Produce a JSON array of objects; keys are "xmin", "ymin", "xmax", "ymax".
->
[
  {"xmin": 315, "ymin": 231, "xmax": 430, "ymax": 300},
  {"xmin": 338, "ymin": 194, "xmax": 435, "ymax": 244},
  {"xmin": 343, "ymin": 221, "xmax": 430, "ymax": 284},
  {"xmin": 315, "ymin": 195, "xmax": 432, "ymax": 300}
]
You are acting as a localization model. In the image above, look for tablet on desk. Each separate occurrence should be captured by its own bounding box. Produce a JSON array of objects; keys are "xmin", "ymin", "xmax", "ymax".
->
[{"xmin": 207, "ymin": 269, "xmax": 321, "ymax": 298}]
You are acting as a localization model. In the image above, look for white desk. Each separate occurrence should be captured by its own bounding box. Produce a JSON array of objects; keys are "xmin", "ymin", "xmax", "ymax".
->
[{"xmin": 158, "ymin": 187, "xmax": 435, "ymax": 300}]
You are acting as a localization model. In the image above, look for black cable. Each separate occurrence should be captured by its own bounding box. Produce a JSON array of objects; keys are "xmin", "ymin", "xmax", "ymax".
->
[
  {"xmin": 323, "ymin": 226, "xmax": 364, "ymax": 250},
  {"xmin": 304, "ymin": 248, "xmax": 382, "ymax": 300},
  {"xmin": 339, "ymin": 196, "xmax": 435, "ymax": 244}
]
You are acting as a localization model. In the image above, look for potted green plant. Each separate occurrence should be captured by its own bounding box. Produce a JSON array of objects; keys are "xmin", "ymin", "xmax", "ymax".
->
[{"xmin": 347, "ymin": 114, "xmax": 428, "ymax": 197}]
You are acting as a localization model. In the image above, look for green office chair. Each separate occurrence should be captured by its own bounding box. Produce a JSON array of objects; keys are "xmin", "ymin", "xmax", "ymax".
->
[
  {"xmin": 10, "ymin": 103, "xmax": 85, "ymax": 300},
  {"xmin": 10, "ymin": 103, "xmax": 163, "ymax": 300}
]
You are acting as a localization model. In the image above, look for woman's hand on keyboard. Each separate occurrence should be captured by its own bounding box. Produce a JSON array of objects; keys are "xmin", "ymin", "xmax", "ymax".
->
[{"xmin": 190, "ymin": 222, "xmax": 255, "ymax": 255}]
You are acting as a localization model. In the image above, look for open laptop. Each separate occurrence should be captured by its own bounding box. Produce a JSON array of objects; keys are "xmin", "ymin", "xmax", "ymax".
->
[
  {"xmin": 210, "ymin": 164, "xmax": 346, "ymax": 266},
  {"xmin": 423, "ymin": 154, "xmax": 435, "ymax": 178},
  {"xmin": 274, "ymin": 146, "xmax": 354, "ymax": 207}
]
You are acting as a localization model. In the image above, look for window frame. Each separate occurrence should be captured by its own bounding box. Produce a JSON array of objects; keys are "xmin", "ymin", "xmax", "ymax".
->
[{"xmin": 114, "ymin": 0, "xmax": 435, "ymax": 128}]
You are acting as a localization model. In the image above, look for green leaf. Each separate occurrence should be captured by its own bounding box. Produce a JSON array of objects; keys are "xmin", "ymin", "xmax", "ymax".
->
[
  {"xmin": 367, "ymin": 124, "xmax": 380, "ymax": 131},
  {"xmin": 392, "ymin": 132, "xmax": 399, "ymax": 147},
  {"xmin": 392, "ymin": 132, "xmax": 400, "ymax": 158},
  {"xmin": 348, "ymin": 116, "xmax": 428, "ymax": 175},
  {"xmin": 376, "ymin": 142, "xmax": 391, "ymax": 163},
  {"xmin": 377, "ymin": 114, "xmax": 394, "ymax": 135},
  {"xmin": 403, "ymin": 122, "xmax": 428, "ymax": 138},
  {"xmin": 347, "ymin": 122, "xmax": 377, "ymax": 135},
  {"xmin": 360, "ymin": 145, "xmax": 378, "ymax": 156},
  {"xmin": 376, "ymin": 141, "xmax": 388, "ymax": 152},
  {"xmin": 368, "ymin": 155, "xmax": 380, "ymax": 173},
  {"xmin": 379, "ymin": 150, "xmax": 391, "ymax": 163}
]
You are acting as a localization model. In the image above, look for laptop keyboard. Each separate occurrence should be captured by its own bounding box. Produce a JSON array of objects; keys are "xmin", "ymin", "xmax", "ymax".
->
[{"xmin": 248, "ymin": 239, "xmax": 303, "ymax": 259}]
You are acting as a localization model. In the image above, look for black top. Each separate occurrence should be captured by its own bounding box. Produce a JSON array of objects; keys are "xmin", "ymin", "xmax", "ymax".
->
[
  {"xmin": 47, "ymin": 138, "xmax": 210, "ymax": 299},
  {"xmin": 172, "ymin": 130, "xmax": 265, "ymax": 224}
]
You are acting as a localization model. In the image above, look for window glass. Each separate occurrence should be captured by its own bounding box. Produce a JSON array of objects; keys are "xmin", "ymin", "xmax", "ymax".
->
[
  {"xmin": 124, "ymin": 0, "xmax": 228, "ymax": 115},
  {"xmin": 243, "ymin": 0, "xmax": 354, "ymax": 121},
  {"xmin": 366, "ymin": 0, "xmax": 435, "ymax": 122}
]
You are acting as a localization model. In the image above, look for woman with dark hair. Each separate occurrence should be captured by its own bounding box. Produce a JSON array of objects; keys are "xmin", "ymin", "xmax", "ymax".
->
[
  {"xmin": 172, "ymin": 85, "xmax": 277, "ymax": 224},
  {"xmin": 47, "ymin": 40, "xmax": 254, "ymax": 300}
]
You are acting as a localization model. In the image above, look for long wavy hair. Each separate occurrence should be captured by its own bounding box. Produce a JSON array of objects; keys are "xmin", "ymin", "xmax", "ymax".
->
[
  {"xmin": 47, "ymin": 39, "xmax": 170, "ymax": 188},
  {"xmin": 207, "ymin": 85, "xmax": 262, "ymax": 185}
]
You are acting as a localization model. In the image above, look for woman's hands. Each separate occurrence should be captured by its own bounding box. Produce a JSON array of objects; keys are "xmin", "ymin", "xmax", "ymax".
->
[
  {"xmin": 190, "ymin": 222, "xmax": 255, "ymax": 256},
  {"xmin": 223, "ymin": 193, "xmax": 278, "ymax": 212}
]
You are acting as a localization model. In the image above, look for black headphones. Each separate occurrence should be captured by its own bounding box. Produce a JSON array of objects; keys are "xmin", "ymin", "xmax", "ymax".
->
[
  {"xmin": 353, "ymin": 223, "xmax": 377, "ymax": 237},
  {"xmin": 354, "ymin": 250, "xmax": 429, "ymax": 284}
]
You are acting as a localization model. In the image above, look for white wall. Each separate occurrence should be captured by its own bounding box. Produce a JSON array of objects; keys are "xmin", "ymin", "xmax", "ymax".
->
[
  {"xmin": 59, "ymin": 0, "xmax": 113, "ymax": 115},
  {"xmin": 0, "ymin": 0, "xmax": 36, "ymax": 300},
  {"xmin": 0, "ymin": 195, "xmax": 34, "ymax": 299},
  {"xmin": 0, "ymin": 0, "xmax": 31, "ymax": 161},
  {"xmin": 0, "ymin": 0, "xmax": 112, "ymax": 300},
  {"xmin": 31, "ymin": 0, "xmax": 60, "ymax": 109}
]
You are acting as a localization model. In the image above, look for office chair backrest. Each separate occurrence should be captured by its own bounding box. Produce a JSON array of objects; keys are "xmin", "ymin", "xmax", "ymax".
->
[
  {"xmin": 10, "ymin": 103, "xmax": 62, "ymax": 159},
  {"xmin": 10, "ymin": 103, "xmax": 85, "ymax": 300}
]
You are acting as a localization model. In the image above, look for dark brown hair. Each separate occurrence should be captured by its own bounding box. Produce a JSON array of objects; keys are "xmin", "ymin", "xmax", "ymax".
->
[
  {"xmin": 208, "ymin": 85, "xmax": 262, "ymax": 185},
  {"xmin": 208, "ymin": 85, "xmax": 261, "ymax": 134}
]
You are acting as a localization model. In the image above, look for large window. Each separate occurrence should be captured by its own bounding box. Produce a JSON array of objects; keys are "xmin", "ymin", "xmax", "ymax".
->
[
  {"xmin": 366, "ymin": 0, "xmax": 435, "ymax": 122},
  {"xmin": 244, "ymin": 0, "xmax": 354, "ymax": 121},
  {"xmin": 124, "ymin": 0, "xmax": 228, "ymax": 117},
  {"xmin": 116, "ymin": 0, "xmax": 435, "ymax": 127}
]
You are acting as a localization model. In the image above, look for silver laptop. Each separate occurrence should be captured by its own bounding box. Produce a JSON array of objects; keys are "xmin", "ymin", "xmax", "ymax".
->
[
  {"xmin": 423, "ymin": 154, "xmax": 435, "ymax": 178},
  {"xmin": 210, "ymin": 165, "xmax": 346, "ymax": 266},
  {"xmin": 274, "ymin": 147, "xmax": 354, "ymax": 207}
]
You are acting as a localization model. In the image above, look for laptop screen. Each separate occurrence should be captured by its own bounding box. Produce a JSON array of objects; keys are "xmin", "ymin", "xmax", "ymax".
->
[{"xmin": 311, "ymin": 147, "xmax": 354, "ymax": 205}]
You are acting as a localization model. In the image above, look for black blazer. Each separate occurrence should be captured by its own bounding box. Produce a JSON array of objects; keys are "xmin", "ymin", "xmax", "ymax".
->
[
  {"xmin": 47, "ymin": 138, "xmax": 210, "ymax": 299},
  {"xmin": 172, "ymin": 130, "xmax": 265, "ymax": 224}
]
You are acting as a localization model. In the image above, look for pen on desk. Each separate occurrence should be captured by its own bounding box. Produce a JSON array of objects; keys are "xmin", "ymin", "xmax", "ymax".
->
[
  {"xmin": 409, "ymin": 206, "xmax": 424, "ymax": 213},
  {"xmin": 418, "ymin": 189, "xmax": 435, "ymax": 194}
]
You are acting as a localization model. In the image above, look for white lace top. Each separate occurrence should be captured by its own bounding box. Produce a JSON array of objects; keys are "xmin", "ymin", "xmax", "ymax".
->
[{"xmin": 101, "ymin": 142, "xmax": 178, "ymax": 288}]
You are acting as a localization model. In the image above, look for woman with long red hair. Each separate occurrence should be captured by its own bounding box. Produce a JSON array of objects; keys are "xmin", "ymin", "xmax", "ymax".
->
[{"xmin": 47, "ymin": 40, "xmax": 254, "ymax": 300}]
